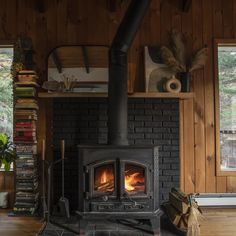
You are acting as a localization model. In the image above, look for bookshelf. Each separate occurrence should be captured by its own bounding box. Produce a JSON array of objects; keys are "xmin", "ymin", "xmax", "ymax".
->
[{"xmin": 13, "ymin": 70, "xmax": 39, "ymax": 215}]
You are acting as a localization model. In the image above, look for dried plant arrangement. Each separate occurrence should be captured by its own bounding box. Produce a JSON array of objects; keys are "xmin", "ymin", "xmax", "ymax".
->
[
  {"xmin": 160, "ymin": 30, "xmax": 208, "ymax": 74},
  {"xmin": 158, "ymin": 30, "xmax": 208, "ymax": 92}
]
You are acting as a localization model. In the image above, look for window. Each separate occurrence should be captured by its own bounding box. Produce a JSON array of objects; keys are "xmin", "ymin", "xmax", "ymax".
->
[
  {"xmin": 0, "ymin": 46, "xmax": 14, "ymax": 170},
  {"xmin": 216, "ymin": 40, "xmax": 236, "ymax": 174}
]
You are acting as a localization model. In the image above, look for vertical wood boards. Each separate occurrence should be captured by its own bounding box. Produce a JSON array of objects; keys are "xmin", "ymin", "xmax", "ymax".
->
[
  {"xmin": 213, "ymin": 1, "xmax": 226, "ymax": 189},
  {"xmin": 1, "ymin": 0, "xmax": 236, "ymax": 195},
  {"xmin": 180, "ymin": 98, "xmax": 195, "ymax": 193},
  {"xmin": 192, "ymin": 0, "xmax": 206, "ymax": 193},
  {"xmin": 203, "ymin": 0, "xmax": 216, "ymax": 192},
  {"xmin": 0, "ymin": 172, "xmax": 15, "ymax": 208}
]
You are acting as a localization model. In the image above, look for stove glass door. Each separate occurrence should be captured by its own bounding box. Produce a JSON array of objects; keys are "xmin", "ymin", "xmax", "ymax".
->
[{"xmin": 124, "ymin": 163, "xmax": 146, "ymax": 195}]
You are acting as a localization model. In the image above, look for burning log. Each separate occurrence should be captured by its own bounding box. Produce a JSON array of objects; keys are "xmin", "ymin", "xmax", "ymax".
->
[{"xmin": 95, "ymin": 180, "xmax": 114, "ymax": 192}]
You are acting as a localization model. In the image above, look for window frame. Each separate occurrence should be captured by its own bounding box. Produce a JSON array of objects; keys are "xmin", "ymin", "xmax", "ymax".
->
[
  {"xmin": 215, "ymin": 39, "xmax": 236, "ymax": 176},
  {"xmin": 0, "ymin": 43, "xmax": 14, "ymax": 172}
]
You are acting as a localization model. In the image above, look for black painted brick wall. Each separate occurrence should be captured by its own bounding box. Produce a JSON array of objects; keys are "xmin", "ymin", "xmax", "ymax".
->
[{"xmin": 53, "ymin": 98, "xmax": 179, "ymax": 210}]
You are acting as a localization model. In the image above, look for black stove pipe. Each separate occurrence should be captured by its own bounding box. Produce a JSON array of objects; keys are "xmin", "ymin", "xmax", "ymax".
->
[{"xmin": 108, "ymin": 0, "xmax": 151, "ymax": 146}]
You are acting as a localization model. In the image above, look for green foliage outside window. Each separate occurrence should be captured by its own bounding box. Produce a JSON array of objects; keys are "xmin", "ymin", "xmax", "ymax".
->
[{"xmin": 0, "ymin": 48, "xmax": 14, "ymax": 138}]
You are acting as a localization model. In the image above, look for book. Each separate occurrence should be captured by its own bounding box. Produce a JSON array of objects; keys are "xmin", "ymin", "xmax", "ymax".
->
[
  {"xmin": 15, "ymin": 121, "xmax": 36, "ymax": 128},
  {"xmin": 18, "ymin": 70, "xmax": 37, "ymax": 75},
  {"xmin": 16, "ymin": 145, "xmax": 37, "ymax": 154},
  {"xmin": 15, "ymin": 87, "xmax": 36, "ymax": 97},
  {"xmin": 15, "ymin": 81, "xmax": 40, "ymax": 87},
  {"xmin": 15, "ymin": 131, "xmax": 36, "ymax": 136},
  {"xmin": 15, "ymin": 99, "xmax": 39, "ymax": 110}
]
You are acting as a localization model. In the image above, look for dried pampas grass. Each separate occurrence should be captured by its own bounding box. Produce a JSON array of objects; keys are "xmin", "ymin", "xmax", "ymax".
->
[
  {"xmin": 157, "ymin": 30, "xmax": 208, "ymax": 81},
  {"xmin": 171, "ymin": 30, "xmax": 186, "ymax": 71},
  {"xmin": 160, "ymin": 46, "xmax": 184, "ymax": 72},
  {"xmin": 189, "ymin": 47, "xmax": 208, "ymax": 72}
]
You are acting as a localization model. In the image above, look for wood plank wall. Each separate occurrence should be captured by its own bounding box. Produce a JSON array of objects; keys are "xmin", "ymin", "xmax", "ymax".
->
[{"xmin": 1, "ymin": 0, "xmax": 236, "ymax": 197}]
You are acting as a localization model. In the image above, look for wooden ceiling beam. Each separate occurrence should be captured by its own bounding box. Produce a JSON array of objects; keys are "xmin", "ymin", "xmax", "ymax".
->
[
  {"xmin": 52, "ymin": 51, "xmax": 62, "ymax": 73},
  {"xmin": 182, "ymin": 0, "xmax": 192, "ymax": 12}
]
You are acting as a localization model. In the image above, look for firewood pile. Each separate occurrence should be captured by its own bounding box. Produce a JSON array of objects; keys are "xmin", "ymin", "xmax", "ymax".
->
[{"xmin": 163, "ymin": 188, "xmax": 204, "ymax": 236}]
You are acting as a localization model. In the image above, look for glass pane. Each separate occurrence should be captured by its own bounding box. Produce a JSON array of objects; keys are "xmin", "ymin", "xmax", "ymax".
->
[
  {"xmin": 94, "ymin": 164, "xmax": 114, "ymax": 194},
  {"xmin": 125, "ymin": 163, "xmax": 145, "ymax": 195},
  {"xmin": 0, "ymin": 47, "xmax": 14, "ymax": 171},
  {"xmin": 218, "ymin": 45, "xmax": 236, "ymax": 170},
  {"xmin": 0, "ymin": 47, "xmax": 13, "ymax": 138}
]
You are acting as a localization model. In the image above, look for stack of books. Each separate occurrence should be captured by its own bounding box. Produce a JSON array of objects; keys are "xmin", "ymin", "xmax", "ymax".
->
[
  {"xmin": 15, "ymin": 70, "xmax": 39, "ymax": 87},
  {"xmin": 13, "ymin": 70, "xmax": 39, "ymax": 215}
]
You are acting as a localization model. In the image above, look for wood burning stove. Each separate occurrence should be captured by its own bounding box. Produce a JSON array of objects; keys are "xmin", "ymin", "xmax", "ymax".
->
[
  {"xmin": 76, "ymin": 0, "xmax": 161, "ymax": 234},
  {"xmin": 77, "ymin": 145, "xmax": 161, "ymax": 235}
]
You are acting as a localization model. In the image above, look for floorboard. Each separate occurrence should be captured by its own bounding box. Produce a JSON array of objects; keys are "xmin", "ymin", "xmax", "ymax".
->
[{"xmin": 1, "ymin": 208, "xmax": 236, "ymax": 235}]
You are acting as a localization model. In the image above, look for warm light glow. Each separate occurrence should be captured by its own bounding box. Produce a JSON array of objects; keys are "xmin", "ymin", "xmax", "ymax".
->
[
  {"xmin": 125, "ymin": 172, "xmax": 140, "ymax": 191},
  {"xmin": 101, "ymin": 171, "xmax": 108, "ymax": 184},
  {"xmin": 94, "ymin": 165, "xmax": 115, "ymax": 193}
]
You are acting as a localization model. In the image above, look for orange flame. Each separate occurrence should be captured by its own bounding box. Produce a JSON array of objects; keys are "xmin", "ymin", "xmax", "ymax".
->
[
  {"xmin": 101, "ymin": 171, "xmax": 108, "ymax": 184},
  {"xmin": 125, "ymin": 172, "xmax": 140, "ymax": 191}
]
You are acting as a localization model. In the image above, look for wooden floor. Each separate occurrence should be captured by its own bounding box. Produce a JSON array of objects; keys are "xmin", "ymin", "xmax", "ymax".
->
[
  {"xmin": 1, "ymin": 208, "xmax": 236, "ymax": 235},
  {"xmin": 0, "ymin": 209, "xmax": 42, "ymax": 236},
  {"xmin": 200, "ymin": 208, "xmax": 236, "ymax": 236}
]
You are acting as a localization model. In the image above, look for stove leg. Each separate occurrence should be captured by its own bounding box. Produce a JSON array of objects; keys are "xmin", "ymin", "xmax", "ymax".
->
[
  {"xmin": 79, "ymin": 219, "xmax": 87, "ymax": 235},
  {"xmin": 150, "ymin": 217, "xmax": 161, "ymax": 236}
]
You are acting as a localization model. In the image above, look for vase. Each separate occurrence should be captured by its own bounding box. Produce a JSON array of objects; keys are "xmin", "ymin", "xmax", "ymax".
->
[{"xmin": 176, "ymin": 72, "xmax": 190, "ymax": 92}]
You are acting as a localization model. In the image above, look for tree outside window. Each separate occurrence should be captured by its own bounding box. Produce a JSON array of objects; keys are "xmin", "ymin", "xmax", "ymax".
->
[{"xmin": 0, "ymin": 47, "xmax": 14, "ymax": 138}]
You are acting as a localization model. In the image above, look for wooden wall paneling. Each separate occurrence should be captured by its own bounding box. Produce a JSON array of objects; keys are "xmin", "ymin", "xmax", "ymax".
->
[
  {"xmin": 37, "ymin": 99, "xmax": 53, "ymax": 208},
  {"xmin": 66, "ymin": 1, "xmax": 78, "ymax": 45},
  {"xmin": 129, "ymin": 29, "xmax": 141, "ymax": 92},
  {"xmin": 0, "ymin": 173, "xmax": 5, "ymax": 190},
  {"xmin": 134, "ymin": 2, "xmax": 151, "ymax": 92},
  {"xmin": 149, "ymin": 0, "xmax": 161, "ymax": 45},
  {"xmin": 234, "ymin": 0, "xmax": 236, "ymax": 38},
  {"xmin": 4, "ymin": 172, "xmax": 15, "ymax": 208},
  {"xmin": 192, "ymin": 0, "xmax": 206, "ymax": 193},
  {"xmin": 56, "ymin": 0, "xmax": 68, "ymax": 45},
  {"xmin": 203, "ymin": 0, "xmax": 216, "ymax": 192},
  {"xmin": 0, "ymin": 0, "xmax": 6, "ymax": 39},
  {"xmin": 0, "ymin": 172, "xmax": 15, "ymax": 208},
  {"xmin": 222, "ymin": 0, "xmax": 234, "ymax": 38},
  {"xmin": 160, "ymin": 0, "xmax": 172, "ymax": 45},
  {"xmin": 74, "ymin": 0, "xmax": 89, "ymax": 44},
  {"xmin": 25, "ymin": 1, "xmax": 35, "ymax": 37},
  {"xmin": 171, "ymin": 0, "xmax": 182, "ymax": 31},
  {"xmin": 6, "ymin": 0, "xmax": 17, "ymax": 40},
  {"xmin": 46, "ymin": 0, "xmax": 58, "ymax": 51},
  {"xmin": 182, "ymin": 98, "xmax": 195, "ymax": 193},
  {"xmin": 2, "ymin": 0, "xmax": 236, "ymax": 196},
  {"xmin": 227, "ymin": 177, "xmax": 236, "ymax": 192},
  {"xmin": 213, "ymin": 0, "xmax": 223, "ymax": 38},
  {"xmin": 181, "ymin": 0, "xmax": 193, "ymax": 87},
  {"xmin": 35, "ymin": 14, "xmax": 48, "ymax": 76},
  {"xmin": 216, "ymin": 176, "xmax": 227, "ymax": 193},
  {"xmin": 16, "ymin": 0, "xmax": 27, "ymax": 35},
  {"xmin": 37, "ymin": 100, "xmax": 52, "ymax": 162},
  {"xmin": 212, "ymin": 1, "xmax": 227, "ymax": 188},
  {"xmin": 179, "ymin": 100, "xmax": 185, "ymax": 191},
  {"xmin": 87, "ymin": 0, "xmax": 109, "ymax": 45}
]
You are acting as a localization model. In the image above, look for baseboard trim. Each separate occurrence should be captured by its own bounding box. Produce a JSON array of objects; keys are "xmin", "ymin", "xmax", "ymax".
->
[{"xmin": 195, "ymin": 193, "xmax": 236, "ymax": 207}]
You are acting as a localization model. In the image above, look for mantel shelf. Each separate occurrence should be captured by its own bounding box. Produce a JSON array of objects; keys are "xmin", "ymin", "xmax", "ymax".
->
[{"xmin": 38, "ymin": 92, "xmax": 194, "ymax": 99}]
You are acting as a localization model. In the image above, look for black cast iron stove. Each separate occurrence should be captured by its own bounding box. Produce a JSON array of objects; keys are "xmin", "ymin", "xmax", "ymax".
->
[
  {"xmin": 77, "ymin": 145, "xmax": 160, "ymax": 235},
  {"xmin": 77, "ymin": 0, "xmax": 161, "ymax": 235}
]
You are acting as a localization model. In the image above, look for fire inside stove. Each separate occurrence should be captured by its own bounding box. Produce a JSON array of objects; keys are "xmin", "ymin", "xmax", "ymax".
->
[
  {"xmin": 125, "ymin": 164, "xmax": 145, "ymax": 195},
  {"xmin": 94, "ymin": 163, "xmax": 145, "ymax": 195},
  {"xmin": 94, "ymin": 164, "xmax": 115, "ymax": 193}
]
